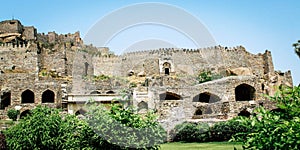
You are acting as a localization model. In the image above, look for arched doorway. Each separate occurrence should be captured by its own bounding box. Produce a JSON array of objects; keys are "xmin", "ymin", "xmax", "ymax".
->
[
  {"xmin": 235, "ymin": 84, "xmax": 255, "ymax": 101},
  {"xmin": 42, "ymin": 90, "xmax": 55, "ymax": 103},
  {"xmin": 163, "ymin": 62, "xmax": 171, "ymax": 75},
  {"xmin": 20, "ymin": 110, "xmax": 31, "ymax": 119},
  {"xmin": 138, "ymin": 101, "xmax": 148, "ymax": 111},
  {"xmin": 160, "ymin": 92, "xmax": 181, "ymax": 100},
  {"xmin": 21, "ymin": 89, "xmax": 35, "ymax": 103},
  {"xmin": 193, "ymin": 92, "xmax": 221, "ymax": 103},
  {"xmin": 194, "ymin": 109, "xmax": 202, "ymax": 115},
  {"xmin": 238, "ymin": 109, "xmax": 251, "ymax": 117},
  {"xmin": 0, "ymin": 91, "xmax": 11, "ymax": 109}
]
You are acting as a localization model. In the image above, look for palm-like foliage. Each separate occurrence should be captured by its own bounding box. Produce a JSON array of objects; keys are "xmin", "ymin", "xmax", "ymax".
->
[{"xmin": 293, "ymin": 40, "xmax": 300, "ymax": 58}]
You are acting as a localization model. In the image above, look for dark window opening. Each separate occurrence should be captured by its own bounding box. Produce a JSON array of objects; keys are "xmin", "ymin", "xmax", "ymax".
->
[
  {"xmin": 20, "ymin": 110, "xmax": 31, "ymax": 119},
  {"xmin": 42, "ymin": 90, "xmax": 55, "ymax": 103},
  {"xmin": 193, "ymin": 92, "xmax": 221, "ymax": 103},
  {"xmin": 160, "ymin": 92, "xmax": 181, "ymax": 100},
  {"xmin": 128, "ymin": 71, "xmax": 134, "ymax": 76},
  {"xmin": 238, "ymin": 109, "xmax": 251, "ymax": 117},
  {"xmin": 21, "ymin": 89, "xmax": 35, "ymax": 103},
  {"xmin": 165, "ymin": 68, "xmax": 170, "ymax": 75},
  {"xmin": 90, "ymin": 91, "xmax": 101, "ymax": 94},
  {"xmin": 235, "ymin": 84, "xmax": 255, "ymax": 101},
  {"xmin": 0, "ymin": 92, "xmax": 11, "ymax": 109},
  {"xmin": 261, "ymin": 83, "xmax": 265, "ymax": 91},
  {"xmin": 106, "ymin": 91, "xmax": 115, "ymax": 94},
  {"xmin": 194, "ymin": 109, "xmax": 202, "ymax": 115}
]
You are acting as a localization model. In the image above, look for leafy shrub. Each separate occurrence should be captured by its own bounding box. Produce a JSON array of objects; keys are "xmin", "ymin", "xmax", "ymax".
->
[
  {"xmin": 235, "ymin": 86, "xmax": 300, "ymax": 149},
  {"xmin": 210, "ymin": 117, "xmax": 252, "ymax": 142},
  {"xmin": 4, "ymin": 106, "xmax": 101, "ymax": 149},
  {"xmin": 172, "ymin": 117, "xmax": 252, "ymax": 143},
  {"xmin": 7, "ymin": 109, "xmax": 19, "ymax": 121},
  {"xmin": 85, "ymin": 102, "xmax": 167, "ymax": 149},
  {"xmin": 172, "ymin": 122, "xmax": 210, "ymax": 142}
]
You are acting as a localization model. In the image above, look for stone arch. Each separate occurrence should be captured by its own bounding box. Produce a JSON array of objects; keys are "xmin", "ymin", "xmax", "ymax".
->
[
  {"xmin": 193, "ymin": 92, "xmax": 221, "ymax": 103},
  {"xmin": 75, "ymin": 108, "xmax": 87, "ymax": 116},
  {"xmin": 194, "ymin": 109, "xmax": 202, "ymax": 115},
  {"xmin": 20, "ymin": 109, "xmax": 31, "ymax": 119},
  {"xmin": 160, "ymin": 91, "xmax": 181, "ymax": 100},
  {"xmin": 106, "ymin": 90, "xmax": 115, "ymax": 94},
  {"xmin": 90, "ymin": 90, "xmax": 101, "ymax": 94},
  {"xmin": 235, "ymin": 84, "xmax": 256, "ymax": 101},
  {"xmin": 0, "ymin": 91, "xmax": 11, "ymax": 110},
  {"xmin": 21, "ymin": 89, "xmax": 35, "ymax": 103},
  {"xmin": 238, "ymin": 109, "xmax": 251, "ymax": 117},
  {"xmin": 137, "ymin": 101, "xmax": 148, "ymax": 111},
  {"xmin": 42, "ymin": 89, "xmax": 55, "ymax": 103},
  {"xmin": 163, "ymin": 62, "xmax": 171, "ymax": 75}
]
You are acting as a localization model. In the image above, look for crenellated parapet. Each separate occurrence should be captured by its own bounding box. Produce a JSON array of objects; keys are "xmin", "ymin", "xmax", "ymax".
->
[
  {"xmin": 0, "ymin": 41, "xmax": 32, "ymax": 51},
  {"xmin": 122, "ymin": 45, "xmax": 250, "ymax": 56}
]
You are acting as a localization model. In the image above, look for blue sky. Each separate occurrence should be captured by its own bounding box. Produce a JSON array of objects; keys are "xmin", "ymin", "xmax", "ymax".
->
[{"xmin": 1, "ymin": 0, "xmax": 299, "ymax": 85}]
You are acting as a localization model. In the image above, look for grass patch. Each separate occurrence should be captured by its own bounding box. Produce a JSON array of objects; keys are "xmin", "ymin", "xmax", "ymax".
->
[{"xmin": 161, "ymin": 142, "xmax": 243, "ymax": 150}]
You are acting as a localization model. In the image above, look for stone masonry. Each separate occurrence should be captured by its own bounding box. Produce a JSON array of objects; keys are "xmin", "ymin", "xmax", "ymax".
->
[{"xmin": 0, "ymin": 20, "xmax": 293, "ymax": 132}]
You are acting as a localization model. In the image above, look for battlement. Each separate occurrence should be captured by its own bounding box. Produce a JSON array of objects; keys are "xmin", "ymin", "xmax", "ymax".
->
[
  {"xmin": 0, "ymin": 42, "xmax": 31, "ymax": 51},
  {"xmin": 123, "ymin": 45, "xmax": 249, "ymax": 56}
]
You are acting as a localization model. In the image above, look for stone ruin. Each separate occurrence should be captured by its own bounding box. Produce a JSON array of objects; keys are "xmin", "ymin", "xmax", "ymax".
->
[{"xmin": 0, "ymin": 20, "xmax": 293, "ymax": 131}]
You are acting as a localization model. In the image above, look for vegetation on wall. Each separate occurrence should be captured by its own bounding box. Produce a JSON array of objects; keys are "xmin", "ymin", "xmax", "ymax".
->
[
  {"xmin": 197, "ymin": 71, "xmax": 223, "ymax": 84},
  {"xmin": 92, "ymin": 74, "xmax": 110, "ymax": 81}
]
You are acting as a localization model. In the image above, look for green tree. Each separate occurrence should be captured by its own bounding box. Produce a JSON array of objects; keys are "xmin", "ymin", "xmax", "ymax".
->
[
  {"xmin": 234, "ymin": 86, "xmax": 300, "ymax": 149},
  {"xmin": 292, "ymin": 40, "xmax": 300, "ymax": 58}
]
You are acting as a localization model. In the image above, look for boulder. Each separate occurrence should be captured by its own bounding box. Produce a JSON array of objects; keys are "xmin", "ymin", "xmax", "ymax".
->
[{"xmin": 226, "ymin": 67, "xmax": 252, "ymax": 76}]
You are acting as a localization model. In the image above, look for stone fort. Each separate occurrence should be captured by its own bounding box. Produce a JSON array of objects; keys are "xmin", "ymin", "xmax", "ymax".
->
[{"xmin": 0, "ymin": 20, "xmax": 293, "ymax": 130}]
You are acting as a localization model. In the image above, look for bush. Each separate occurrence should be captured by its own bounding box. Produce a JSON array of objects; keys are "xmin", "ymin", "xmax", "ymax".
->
[
  {"xmin": 172, "ymin": 117, "xmax": 252, "ymax": 143},
  {"xmin": 172, "ymin": 122, "xmax": 210, "ymax": 142},
  {"xmin": 85, "ymin": 102, "xmax": 167, "ymax": 149},
  {"xmin": 235, "ymin": 86, "xmax": 300, "ymax": 149},
  {"xmin": 7, "ymin": 109, "xmax": 19, "ymax": 121},
  {"xmin": 4, "ymin": 106, "xmax": 101, "ymax": 149},
  {"xmin": 210, "ymin": 117, "xmax": 252, "ymax": 142}
]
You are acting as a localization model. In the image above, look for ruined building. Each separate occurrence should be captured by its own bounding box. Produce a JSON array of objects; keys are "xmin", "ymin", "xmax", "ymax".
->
[{"xmin": 0, "ymin": 20, "xmax": 293, "ymax": 130}]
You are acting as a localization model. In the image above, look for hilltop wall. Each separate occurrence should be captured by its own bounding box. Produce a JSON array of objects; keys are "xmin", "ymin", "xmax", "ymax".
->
[{"xmin": 93, "ymin": 46, "xmax": 273, "ymax": 78}]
